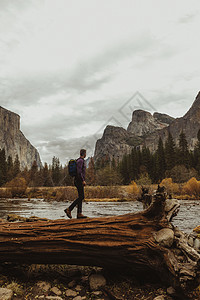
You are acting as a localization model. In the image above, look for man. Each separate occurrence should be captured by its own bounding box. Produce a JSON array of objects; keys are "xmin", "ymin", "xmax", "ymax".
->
[{"xmin": 64, "ymin": 149, "xmax": 87, "ymax": 219}]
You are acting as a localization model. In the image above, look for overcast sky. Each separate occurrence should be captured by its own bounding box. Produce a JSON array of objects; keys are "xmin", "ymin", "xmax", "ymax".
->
[{"xmin": 0, "ymin": 0, "xmax": 200, "ymax": 164}]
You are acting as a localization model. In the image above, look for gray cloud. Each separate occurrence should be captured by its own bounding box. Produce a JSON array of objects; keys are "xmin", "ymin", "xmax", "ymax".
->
[
  {"xmin": 0, "ymin": 31, "xmax": 157, "ymax": 109},
  {"xmin": 0, "ymin": 0, "xmax": 200, "ymax": 165},
  {"xmin": 37, "ymin": 134, "xmax": 101, "ymax": 165}
]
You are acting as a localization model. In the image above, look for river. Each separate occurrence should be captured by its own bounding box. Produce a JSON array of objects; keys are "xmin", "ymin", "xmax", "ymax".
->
[{"xmin": 0, "ymin": 198, "xmax": 199, "ymax": 234}]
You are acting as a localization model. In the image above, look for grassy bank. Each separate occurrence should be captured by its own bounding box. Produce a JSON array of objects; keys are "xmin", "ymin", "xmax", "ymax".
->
[{"xmin": 1, "ymin": 177, "xmax": 200, "ymax": 201}]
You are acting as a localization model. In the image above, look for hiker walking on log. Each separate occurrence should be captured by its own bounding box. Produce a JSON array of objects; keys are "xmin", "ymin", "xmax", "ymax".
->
[{"xmin": 65, "ymin": 149, "xmax": 87, "ymax": 219}]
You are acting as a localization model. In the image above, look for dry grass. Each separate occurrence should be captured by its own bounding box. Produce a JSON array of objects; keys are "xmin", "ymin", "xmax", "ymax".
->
[{"xmin": 0, "ymin": 176, "xmax": 200, "ymax": 200}]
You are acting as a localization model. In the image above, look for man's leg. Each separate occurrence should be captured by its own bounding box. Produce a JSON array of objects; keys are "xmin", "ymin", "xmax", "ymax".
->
[
  {"xmin": 68, "ymin": 180, "xmax": 81, "ymax": 212},
  {"xmin": 76, "ymin": 181, "xmax": 87, "ymax": 218},
  {"xmin": 64, "ymin": 179, "xmax": 80, "ymax": 218},
  {"xmin": 77, "ymin": 183, "xmax": 84, "ymax": 214}
]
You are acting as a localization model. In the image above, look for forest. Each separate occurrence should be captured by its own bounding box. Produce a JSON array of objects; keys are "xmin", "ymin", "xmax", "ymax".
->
[{"xmin": 0, "ymin": 130, "xmax": 200, "ymax": 188}]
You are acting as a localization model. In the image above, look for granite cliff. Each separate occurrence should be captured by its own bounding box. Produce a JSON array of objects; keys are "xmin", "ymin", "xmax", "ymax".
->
[
  {"xmin": 0, "ymin": 106, "xmax": 42, "ymax": 169},
  {"xmin": 94, "ymin": 92, "xmax": 200, "ymax": 162}
]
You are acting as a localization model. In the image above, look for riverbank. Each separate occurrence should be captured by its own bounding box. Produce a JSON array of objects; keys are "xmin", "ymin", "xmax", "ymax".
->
[{"xmin": 1, "ymin": 178, "xmax": 200, "ymax": 202}]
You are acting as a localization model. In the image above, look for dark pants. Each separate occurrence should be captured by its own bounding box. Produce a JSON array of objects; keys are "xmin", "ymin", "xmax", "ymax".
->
[{"xmin": 69, "ymin": 178, "xmax": 84, "ymax": 214}]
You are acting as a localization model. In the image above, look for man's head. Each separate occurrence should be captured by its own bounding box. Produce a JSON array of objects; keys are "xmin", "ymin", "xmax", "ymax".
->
[{"xmin": 80, "ymin": 149, "xmax": 86, "ymax": 158}]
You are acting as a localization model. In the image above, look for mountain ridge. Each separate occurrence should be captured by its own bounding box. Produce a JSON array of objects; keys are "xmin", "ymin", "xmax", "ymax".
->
[
  {"xmin": 94, "ymin": 92, "xmax": 200, "ymax": 162},
  {"xmin": 0, "ymin": 106, "xmax": 42, "ymax": 169}
]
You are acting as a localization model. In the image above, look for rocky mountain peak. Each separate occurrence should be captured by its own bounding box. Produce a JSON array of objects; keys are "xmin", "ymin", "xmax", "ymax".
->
[
  {"xmin": 94, "ymin": 92, "xmax": 200, "ymax": 163},
  {"xmin": 183, "ymin": 91, "xmax": 200, "ymax": 119},
  {"xmin": 153, "ymin": 112, "xmax": 175, "ymax": 125},
  {"xmin": 102, "ymin": 125, "xmax": 129, "ymax": 140},
  {"xmin": 0, "ymin": 106, "xmax": 42, "ymax": 169},
  {"xmin": 127, "ymin": 109, "xmax": 168, "ymax": 136}
]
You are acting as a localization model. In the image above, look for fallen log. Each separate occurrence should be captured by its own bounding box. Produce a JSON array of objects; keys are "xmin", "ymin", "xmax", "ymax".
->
[{"xmin": 0, "ymin": 191, "xmax": 199, "ymax": 293}]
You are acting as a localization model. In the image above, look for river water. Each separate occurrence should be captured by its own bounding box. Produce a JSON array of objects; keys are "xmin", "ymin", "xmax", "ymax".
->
[{"xmin": 0, "ymin": 198, "xmax": 199, "ymax": 234}]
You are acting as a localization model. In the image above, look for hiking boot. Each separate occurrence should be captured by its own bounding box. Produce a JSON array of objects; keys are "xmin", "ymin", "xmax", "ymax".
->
[
  {"xmin": 77, "ymin": 213, "xmax": 88, "ymax": 219},
  {"xmin": 64, "ymin": 208, "xmax": 72, "ymax": 219}
]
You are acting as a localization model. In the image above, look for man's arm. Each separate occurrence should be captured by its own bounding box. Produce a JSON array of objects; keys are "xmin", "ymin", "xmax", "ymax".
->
[{"xmin": 76, "ymin": 159, "xmax": 85, "ymax": 183}]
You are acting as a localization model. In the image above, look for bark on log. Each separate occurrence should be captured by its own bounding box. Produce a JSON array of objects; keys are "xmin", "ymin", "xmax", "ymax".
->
[{"xmin": 0, "ymin": 191, "xmax": 199, "ymax": 293}]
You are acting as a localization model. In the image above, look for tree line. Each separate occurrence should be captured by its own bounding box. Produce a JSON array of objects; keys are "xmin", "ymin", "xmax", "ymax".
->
[
  {"xmin": 119, "ymin": 130, "xmax": 200, "ymax": 184},
  {"xmin": 0, "ymin": 129, "xmax": 200, "ymax": 187}
]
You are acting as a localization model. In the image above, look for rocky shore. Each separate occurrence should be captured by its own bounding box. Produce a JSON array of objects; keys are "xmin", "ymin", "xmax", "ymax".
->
[{"xmin": 0, "ymin": 263, "xmax": 191, "ymax": 300}]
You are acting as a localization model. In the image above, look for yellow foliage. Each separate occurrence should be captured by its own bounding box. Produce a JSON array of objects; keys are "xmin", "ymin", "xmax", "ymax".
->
[
  {"xmin": 127, "ymin": 181, "xmax": 140, "ymax": 198},
  {"xmin": 5, "ymin": 177, "xmax": 27, "ymax": 197},
  {"xmin": 182, "ymin": 177, "xmax": 200, "ymax": 198},
  {"xmin": 160, "ymin": 178, "xmax": 179, "ymax": 195}
]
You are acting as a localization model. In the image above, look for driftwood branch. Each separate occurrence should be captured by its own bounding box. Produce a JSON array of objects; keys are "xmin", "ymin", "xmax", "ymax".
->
[{"xmin": 0, "ymin": 190, "xmax": 199, "ymax": 293}]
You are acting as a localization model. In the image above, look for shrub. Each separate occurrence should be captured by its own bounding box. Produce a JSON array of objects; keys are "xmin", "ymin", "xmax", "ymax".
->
[
  {"xmin": 0, "ymin": 188, "xmax": 12, "ymax": 198},
  {"xmin": 96, "ymin": 166, "xmax": 122, "ymax": 186},
  {"xmin": 136, "ymin": 173, "xmax": 152, "ymax": 186},
  {"xmin": 182, "ymin": 177, "xmax": 200, "ymax": 198},
  {"xmin": 166, "ymin": 165, "xmax": 199, "ymax": 183},
  {"xmin": 160, "ymin": 178, "xmax": 179, "ymax": 195},
  {"xmin": 126, "ymin": 181, "xmax": 140, "ymax": 199},
  {"xmin": 5, "ymin": 177, "xmax": 28, "ymax": 197}
]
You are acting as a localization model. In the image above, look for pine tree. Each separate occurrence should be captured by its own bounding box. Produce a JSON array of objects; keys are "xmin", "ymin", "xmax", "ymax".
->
[
  {"xmin": 13, "ymin": 155, "xmax": 20, "ymax": 177},
  {"xmin": 0, "ymin": 148, "xmax": 7, "ymax": 186},
  {"xmin": 30, "ymin": 160, "xmax": 38, "ymax": 186},
  {"xmin": 43, "ymin": 163, "xmax": 53, "ymax": 186},
  {"xmin": 165, "ymin": 132, "xmax": 176, "ymax": 170},
  {"xmin": 52, "ymin": 156, "xmax": 61, "ymax": 186},
  {"xmin": 141, "ymin": 147, "xmax": 152, "ymax": 175},
  {"xmin": 120, "ymin": 154, "xmax": 129, "ymax": 184},
  {"xmin": 155, "ymin": 137, "xmax": 166, "ymax": 182},
  {"xmin": 193, "ymin": 129, "xmax": 200, "ymax": 174},
  {"xmin": 177, "ymin": 131, "xmax": 189, "ymax": 167}
]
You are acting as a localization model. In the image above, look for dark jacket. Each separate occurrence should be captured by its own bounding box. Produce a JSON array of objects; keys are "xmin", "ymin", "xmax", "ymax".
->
[{"xmin": 76, "ymin": 157, "xmax": 86, "ymax": 182}]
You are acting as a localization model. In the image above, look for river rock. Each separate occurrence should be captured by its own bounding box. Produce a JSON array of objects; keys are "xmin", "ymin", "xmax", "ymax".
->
[
  {"xmin": 153, "ymin": 296, "xmax": 165, "ymax": 300},
  {"xmin": 89, "ymin": 274, "xmax": 106, "ymax": 291},
  {"xmin": 46, "ymin": 297, "xmax": 63, "ymax": 300},
  {"xmin": 37, "ymin": 281, "xmax": 51, "ymax": 292},
  {"xmin": 65, "ymin": 289, "xmax": 77, "ymax": 297},
  {"xmin": 92, "ymin": 291, "xmax": 103, "ymax": 296},
  {"xmin": 154, "ymin": 228, "xmax": 174, "ymax": 247},
  {"xmin": 73, "ymin": 296, "xmax": 82, "ymax": 300},
  {"xmin": 75, "ymin": 285, "xmax": 83, "ymax": 291},
  {"xmin": 0, "ymin": 288, "xmax": 13, "ymax": 300},
  {"xmin": 167, "ymin": 286, "xmax": 176, "ymax": 295},
  {"xmin": 68, "ymin": 280, "xmax": 76, "ymax": 288},
  {"xmin": 51, "ymin": 287, "xmax": 62, "ymax": 296}
]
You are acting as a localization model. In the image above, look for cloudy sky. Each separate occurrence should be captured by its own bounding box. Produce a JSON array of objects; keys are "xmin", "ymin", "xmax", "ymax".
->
[{"xmin": 0, "ymin": 0, "xmax": 200, "ymax": 164}]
